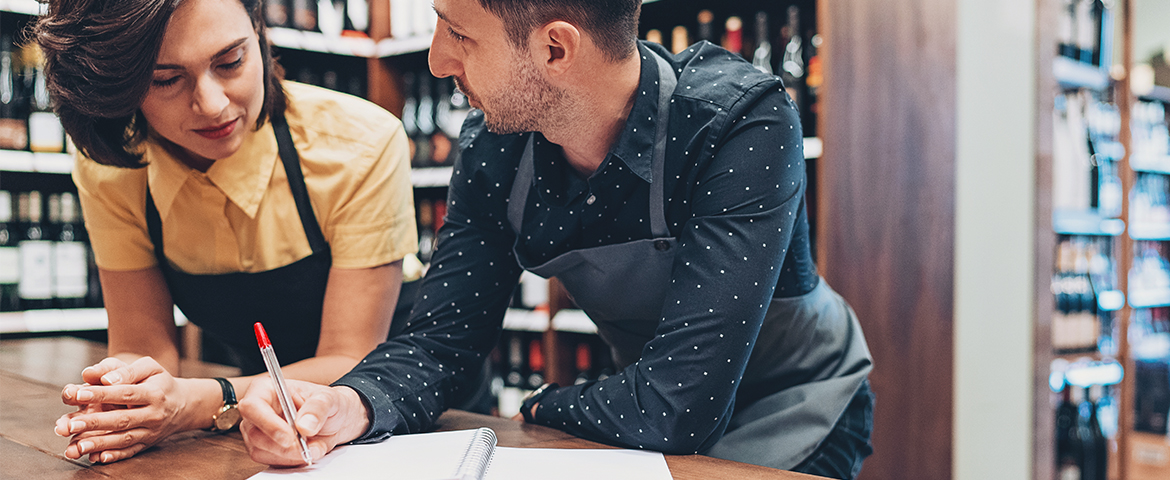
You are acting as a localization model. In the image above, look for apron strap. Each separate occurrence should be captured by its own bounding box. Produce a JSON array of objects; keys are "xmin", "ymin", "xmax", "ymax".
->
[
  {"xmin": 271, "ymin": 115, "xmax": 328, "ymax": 254},
  {"xmin": 648, "ymin": 52, "xmax": 676, "ymax": 238},
  {"xmin": 145, "ymin": 116, "xmax": 328, "ymax": 264},
  {"xmin": 506, "ymin": 135, "xmax": 536, "ymax": 234},
  {"xmin": 506, "ymin": 48, "xmax": 678, "ymax": 238}
]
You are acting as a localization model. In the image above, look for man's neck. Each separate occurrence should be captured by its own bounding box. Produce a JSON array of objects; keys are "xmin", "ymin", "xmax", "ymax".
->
[{"xmin": 541, "ymin": 53, "xmax": 642, "ymax": 179}]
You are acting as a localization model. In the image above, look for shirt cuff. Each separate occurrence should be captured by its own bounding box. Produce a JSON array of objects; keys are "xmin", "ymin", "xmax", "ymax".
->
[{"xmin": 332, "ymin": 378, "xmax": 404, "ymax": 443}]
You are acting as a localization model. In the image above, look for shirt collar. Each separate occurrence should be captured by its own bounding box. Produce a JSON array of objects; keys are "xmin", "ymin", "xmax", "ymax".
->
[
  {"xmin": 146, "ymin": 121, "xmax": 278, "ymax": 220},
  {"xmin": 605, "ymin": 42, "xmax": 663, "ymax": 184}
]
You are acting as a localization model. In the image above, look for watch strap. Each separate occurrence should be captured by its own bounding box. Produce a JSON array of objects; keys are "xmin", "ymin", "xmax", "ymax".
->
[{"xmin": 213, "ymin": 377, "xmax": 237, "ymax": 406}]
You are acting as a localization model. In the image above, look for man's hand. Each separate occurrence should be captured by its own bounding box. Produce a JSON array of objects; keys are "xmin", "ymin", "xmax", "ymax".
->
[{"xmin": 238, "ymin": 379, "xmax": 371, "ymax": 466}]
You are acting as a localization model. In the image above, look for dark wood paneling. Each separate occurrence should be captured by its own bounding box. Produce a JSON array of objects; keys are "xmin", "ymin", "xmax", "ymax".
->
[{"xmin": 818, "ymin": 0, "xmax": 957, "ymax": 479}]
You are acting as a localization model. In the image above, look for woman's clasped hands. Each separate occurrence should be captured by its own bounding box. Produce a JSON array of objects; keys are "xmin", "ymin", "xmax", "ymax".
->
[{"xmin": 54, "ymin": 357, "xmax": 201, "ymax": 463}]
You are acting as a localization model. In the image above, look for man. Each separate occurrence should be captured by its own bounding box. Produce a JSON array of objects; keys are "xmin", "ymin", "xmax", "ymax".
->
[{"xmin": 239, "ymin": 1, "xmax": 874, "ymax": 478}]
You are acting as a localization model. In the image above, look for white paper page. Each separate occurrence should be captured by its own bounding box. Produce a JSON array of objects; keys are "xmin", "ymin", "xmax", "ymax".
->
[
  {"xmin": 484, "ymin": 447, "xmax": 672, "ymax": 480},
  {"xmin": 249, "ymin": 429, "xmax": 475, "ymax": 479}
]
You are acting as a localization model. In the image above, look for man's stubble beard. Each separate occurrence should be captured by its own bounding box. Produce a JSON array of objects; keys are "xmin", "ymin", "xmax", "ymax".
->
[{"xmin": 462, "ymin": 54, "xmax": 567, "ymax": 135}]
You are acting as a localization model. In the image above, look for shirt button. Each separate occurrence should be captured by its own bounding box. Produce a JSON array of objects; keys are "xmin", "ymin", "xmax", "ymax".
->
[
  {"xmin": 654, "ymin": 240, "xmax": 671, "ymax": 251},
  {"xmin": 586, "ymin": 195, "xmax": 596, "ymax": 205}
]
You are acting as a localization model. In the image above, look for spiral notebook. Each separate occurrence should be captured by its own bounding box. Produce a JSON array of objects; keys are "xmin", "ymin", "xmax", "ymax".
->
[{"xmin": 248, "ymin": 427, "xmax": 672, "ymax": 480}]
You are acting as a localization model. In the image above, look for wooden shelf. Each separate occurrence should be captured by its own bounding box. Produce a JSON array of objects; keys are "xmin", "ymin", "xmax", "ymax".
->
[
  {"xmin": 1130, "ymin": 221, "xmax": 1170, "ymax": 241},
  {"xmin": 551, "ymin": 309, "xmax": 597, "ymax": 334},
  {"xmin": 411, "ymin": 166, "xmax": 453, "ymax": 188},
  {"xmin": 500, "ymin": 308, "xmax": 548, "ymax": 332},
  {"xmin": 1131, "ymin": 154, "xmax": 1170, "ymax": 175},
  {"xmin": 1053, "ymin": 56, "xmax": 1111, "ymax": 91},
  {"xmin": 0, "ymin": 307, "xmax": 188, "ymax": 334},
  {"xmin": 1051, "ymin": 358, "xmax": 1124, "ymax": 387},
  {"xmin": 1052, "ymin": 209, "xmax": 1126, "ymax": 236},
  {"xmin": 0, "ymin": 0, "xmax": 42, "ymax": 15},
  {"xmin": 1139, "ymin": 85, "xmax": 1170, "ymax": 104},
  {"xmin": 268, "ymin": 27, "xmax": 432, "ymax": 58},
  {"xmin": 1129, "ymin": 289, "xmax": 1170, "ymax": 309},
  {"xmin": 0, "ymin": 149, "xmax": 73, "ymax": 174}
]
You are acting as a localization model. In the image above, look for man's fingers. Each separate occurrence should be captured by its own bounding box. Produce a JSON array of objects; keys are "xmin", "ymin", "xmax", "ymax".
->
[
  {"xmin": 295, "ymin": 390, "xmax": 340, "ymax": 437},
  {"xmin": 240, "ymin": 420, "xmax": 309, "ymax": 467},
  {"xmin": 238, "ymin": 391, "xmax": 297, "ymax": 445}
]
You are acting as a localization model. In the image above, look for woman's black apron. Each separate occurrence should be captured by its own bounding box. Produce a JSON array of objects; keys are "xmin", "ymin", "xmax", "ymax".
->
[
  {"xmin": 506, "ymin": 52, "xmax": 873, "ymax": 470},
  {"xmin": 145, "ymin": 117, "xmax": 330, "ymax": 375}
]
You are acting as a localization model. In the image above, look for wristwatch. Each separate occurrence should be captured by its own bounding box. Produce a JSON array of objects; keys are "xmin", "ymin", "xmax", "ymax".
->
[{"xmin": 208, "ymin": 377, "xmax": 241, "ymax": 432}]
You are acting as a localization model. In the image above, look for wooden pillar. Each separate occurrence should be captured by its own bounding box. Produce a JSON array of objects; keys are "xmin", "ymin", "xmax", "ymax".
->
[{"xmin": 818, "ymin": 0, "xmax": 957, "ymax": 478}]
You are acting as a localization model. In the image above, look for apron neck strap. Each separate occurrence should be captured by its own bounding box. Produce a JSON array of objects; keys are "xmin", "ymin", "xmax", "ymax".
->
[
  {"xmin": 507, "ymin": 50, "xmax": 679, "ymax": 238},
  {"xmin": 271, "ymin": 115, "xmax": 328, "ymax": 254},
  {"xmin": 146, "ymin": 116, "xmax": 328, "ymax": 263}
]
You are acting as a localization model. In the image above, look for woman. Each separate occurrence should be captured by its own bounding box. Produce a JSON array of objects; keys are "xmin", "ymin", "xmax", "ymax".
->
[{"xmin": 35, "ymin": 0, "xmax": 416, "ymax": 464}]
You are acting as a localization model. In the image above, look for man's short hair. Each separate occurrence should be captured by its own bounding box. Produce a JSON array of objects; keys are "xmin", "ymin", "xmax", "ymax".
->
[{"xmin": 477, "ymin": 0, "xmax": 641, "ymax": 62}]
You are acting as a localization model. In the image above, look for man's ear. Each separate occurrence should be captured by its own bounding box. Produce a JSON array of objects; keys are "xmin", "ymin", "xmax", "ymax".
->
[{"xmin": 533, "ymin": 21, "xmax": 580, "ymax": 76}]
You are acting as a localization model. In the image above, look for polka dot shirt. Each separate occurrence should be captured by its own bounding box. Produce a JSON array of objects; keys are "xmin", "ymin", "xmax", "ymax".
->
[{"xmin": 335, "ymin": 41, "xmax": 817, "ymax": 454}]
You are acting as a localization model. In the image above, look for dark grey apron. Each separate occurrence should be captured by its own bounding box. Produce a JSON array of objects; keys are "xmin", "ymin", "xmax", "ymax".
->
[
  {"xmin": 506, "ymin": 52, "xmax": 872, "ymax": 470},
  {"xmin": 145, "ymin": 117, "xmax": 330, "ymax": 375}
]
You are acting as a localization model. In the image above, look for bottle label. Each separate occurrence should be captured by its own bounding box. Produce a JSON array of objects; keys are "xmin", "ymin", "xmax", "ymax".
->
[
  {"xmin": 0, "ymin": 246, "xmax": 19, "ymax": 284},
  {"xmin": 1058, "ymin": 465, "xmax": 1081, "ymax": 480},
  {"xmin": 29, "ymin": 111, "xmax": 64, "ymax": 153},
  {"xmin": 18, "ymin": 240, "xmax": 53, "ymax": 299},
  {"xmin": 53, "ymin": 241, "xmax": 88, "ymax": 298}
]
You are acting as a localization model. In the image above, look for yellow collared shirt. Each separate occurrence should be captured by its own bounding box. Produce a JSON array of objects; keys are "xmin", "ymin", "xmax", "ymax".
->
[{"xmin": 74, "ymin": 81, "xmax": 417, "ymax": 274}]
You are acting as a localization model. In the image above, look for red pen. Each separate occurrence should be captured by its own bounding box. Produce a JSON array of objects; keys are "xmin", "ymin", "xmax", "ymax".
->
[{"xmin": 254, "ymin": 322, "xmax": 313, "ymax": 465}]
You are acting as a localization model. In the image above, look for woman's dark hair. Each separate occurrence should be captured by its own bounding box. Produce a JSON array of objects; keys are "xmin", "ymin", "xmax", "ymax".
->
[
  {"xmin": 32, "ymin": 0, "xmax": 286, "ymax": 168},
  {"xmin": 477, "ymin": 0, "xmax": 641, "ymax": 63}
]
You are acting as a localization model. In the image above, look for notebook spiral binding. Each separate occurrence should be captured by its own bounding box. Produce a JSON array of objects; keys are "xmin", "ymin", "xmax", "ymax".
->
[{"xmin": 454, "ymin": 427, "xmax": 498, "ymax": 480}]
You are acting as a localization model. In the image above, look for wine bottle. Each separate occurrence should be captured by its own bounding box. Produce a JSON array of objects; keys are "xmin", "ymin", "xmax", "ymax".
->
[
  {"xmin": 1058, "ymin": 0, "xmax": 1079, "ymax": 59},
  {"xmin": 414, "ymin": 73, "xmax": 435, "ymax": 167},
  {"xmin": 1074, "ymin": 0, "xmax": 1096, "ymax": 63},
  {"xmin": 1055, "ymin": 384, "xmax": 1084, "ymax": 480},
  {"xmin": 25, "ymin": 45, "xmax": 64, "ymax": 154},
  {"xmin": 0, "ymin": 35, "xmax": 28, "ymax": 151},
  {"xmin": 752, "ymin": 12, "xmax": 773, "ymax": 74},
  {"xmin": 505, "ymin": 331, "xmax": 525, "ymax": 388},
  {"xmin": 317, "ymin": 0, "xmax": 345, "ymax": 37},
  {"xmin": 265, "ymin": 0, "xmax": 289, "ymax": 28},
  {"xmin": 526, "ymin": 337, "xmax": 545, "ymax": 389},
  {"xmin": 345, "ymin": 0, "xmax": 369, "ymax": 34},
  {"xmin": 574, "ymin": 341, "xmax": 592, "ymax": 385},
  {"xmin": 292, "ymin": 0, "xmax": 318, "ymax": 31},
  {"xmin": 389, "ymin": 0, "xmax": 413, "ymax": 38},
  {"xmin": 722, "ymin": 17, "xmax": 743, "ymax": 57},
  {"xmin": 696, "ymin": 10, "xmax": 716, "ymax": 44},
  {"xmin": 1084, "ymin": 385, "xmax": 1109, "ymax": 480},
  {"xmin": 53, "ymin": 193, "xmax": 87, "ymax": 308},
  {"xmin": 671, "ymin": 26, "xmax": 689, "ymax": 55},
  {"xmin": 416, "ymin": 198, "xmax": 435, "ymax": 263},
  {"xmin": 780, "ymin": 6, "xmax": 805, "ymax": 83},
  {"xmin": 0, "ymin": 191, "xmax": 19, "ymax": 311},
  {"xmin": 645, "ymin": 29, "xmax": 663, "ymax": 46},
  {"xmin": 18, "ymin": 192, "xmax": 53, "ymax": 309}
]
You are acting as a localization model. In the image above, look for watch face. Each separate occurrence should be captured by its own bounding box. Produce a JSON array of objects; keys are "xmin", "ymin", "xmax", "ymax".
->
[{"xmin": 214, "ymin": 405, "xmax": 242, "ymax": 431}]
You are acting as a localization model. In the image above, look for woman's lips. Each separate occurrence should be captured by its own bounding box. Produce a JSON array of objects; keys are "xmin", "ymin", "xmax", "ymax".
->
[{"xmin": 193, "ymin": 118, "xmax": 239, "ymax": 139}]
